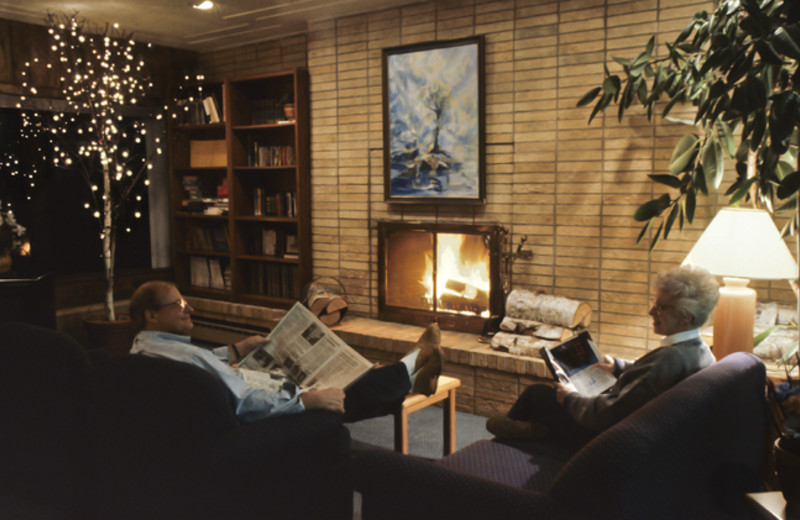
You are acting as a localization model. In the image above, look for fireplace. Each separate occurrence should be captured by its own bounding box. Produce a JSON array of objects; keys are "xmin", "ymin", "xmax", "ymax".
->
[{"xmin": 377, "ymin": 221, "xmax": 506, "ymax": 333}]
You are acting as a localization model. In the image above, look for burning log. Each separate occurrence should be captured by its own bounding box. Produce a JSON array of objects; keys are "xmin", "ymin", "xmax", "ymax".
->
[{"xmin": 505, "ymin": 290, "xmax": 591, "ymax": 329}]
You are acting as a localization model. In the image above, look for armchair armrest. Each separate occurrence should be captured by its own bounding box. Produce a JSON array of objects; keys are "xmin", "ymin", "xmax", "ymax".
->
[{"xmin": 352, "ymin": 446, "xmax": 559, "ymax": 520}]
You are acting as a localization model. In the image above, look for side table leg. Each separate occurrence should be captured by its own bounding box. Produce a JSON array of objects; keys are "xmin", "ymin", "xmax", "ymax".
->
[
  {"xmin": 444, "ymin": 388, "xmax": 456, "ymax": 455},
  {"xmin": 394, "ymin": 409, "xmax": 409, "ymax": 454}
]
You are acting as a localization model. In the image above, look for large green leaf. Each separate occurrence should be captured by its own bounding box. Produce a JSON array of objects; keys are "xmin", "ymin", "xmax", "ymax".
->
[
  {"xmin": 669, "ymin": 134, "xmax": 700, "ymax": 175},
  {"xmin": 773, "ymin": 26, "xmax": 800, "ymax": 61},
  {"xmin": 716, "ymin": 120, "xmax": 736, "ymax": 156},
  {"xmin": 648, "ymin": 174, "xmax": 683, "ymax": 188},
  {"xmin": 701, "ymin": 136, "xmax": 725, "ymax": 190},
  {"xmin": 636, "ymin": 219, "xmax": 653, "ymax": 245},
  {"xmin": 577, "ymin": 87, "xmax": 602, "ymax": 107},
  {"xmin": 664, "ymin": 203, "xmax": 680, "ymax": 239},
  {"xmin": 634, "ymin": 193, "xmax": 671, "ymax": 221},
  {"xmin": 778, "ymin": 171, "xmax": 800, "ymax": 200},
  {"xmin": 729, "ymin": 176, "xmax": 758, "ymax": 204},
  {"xmin": 602, "ymin": 75, "xmax": 621, "ymax": 94},
  {"xmin": 648, "ymin": 221, "xmax": 664, "ymax": 252},
  {"xmin": 685, "ymin": 189, "xmax": 696, "ymax": 222}
]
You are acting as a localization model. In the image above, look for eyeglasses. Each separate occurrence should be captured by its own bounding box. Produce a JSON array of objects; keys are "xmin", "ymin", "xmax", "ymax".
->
[
  {"xmin": 154, "ymin": 298, "xmax": 191, "ymax": 313},
  {"xmin": 651, "ymin": 300, "xmax": 673, "ymax": 314}
]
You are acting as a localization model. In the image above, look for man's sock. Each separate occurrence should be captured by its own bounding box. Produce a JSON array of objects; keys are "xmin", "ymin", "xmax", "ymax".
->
[{"xmin": 400, "ymin": 349, "xmax": 420, "ymax": 383}]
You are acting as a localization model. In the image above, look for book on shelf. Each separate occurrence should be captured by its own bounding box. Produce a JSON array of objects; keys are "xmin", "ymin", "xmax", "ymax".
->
[
  {"xmin": 190, "ymin": 256, "xmax": 230, "ymax": 290},
  {"xmin": 262, "ymin": 228, "xmax": 277, "ymax": 256},
  {"xmin": 188, "ymin": 225, "xmax": 228, "ymax": 252},
  {"xmin": 236, "ymin": 302, "xmax": 373, "ymax": 393},
  {"xmin": 251, "ymin": 143, "xmax": 295, "ymax": 167},
  {"xmin": 284, "ymin": 234, "xmax": 299, "ymax": 258},
  {"xmin": 202, "ymin": 94, "xmax": 222, "ymax": 123},
  {"xmin": 539, "ymin": 331, "xmax": 616, "ymax": 396},
  {"xmin": 248, "ymin": 262, "xmax": 298, "ymax": 298}
]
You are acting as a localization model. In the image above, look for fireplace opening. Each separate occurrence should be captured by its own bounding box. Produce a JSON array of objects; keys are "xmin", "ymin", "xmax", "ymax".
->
[{"xmin": 378, "ymin": 221, "xmax": 506, "ymax": 333}]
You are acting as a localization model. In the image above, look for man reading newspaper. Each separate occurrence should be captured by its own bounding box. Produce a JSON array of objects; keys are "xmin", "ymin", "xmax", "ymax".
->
[{"xmin": 128, "ymin": 281, "xmax": 443, "ymax": 422}]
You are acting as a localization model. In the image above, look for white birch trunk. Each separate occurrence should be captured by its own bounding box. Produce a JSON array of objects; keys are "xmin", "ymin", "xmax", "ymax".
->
[
  {"xmin": 505, "ymin": 289, "xmax": 592, "ymax": 328},
  {"xmin": 102, "ymin": 157, "xmax": 116, "ymax": 322}
]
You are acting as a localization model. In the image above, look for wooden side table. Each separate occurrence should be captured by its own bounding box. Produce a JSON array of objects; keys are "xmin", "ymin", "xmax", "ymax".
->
[{"xmin": 394, "ymin": 375, "xmax": 461, "ymax": 457}]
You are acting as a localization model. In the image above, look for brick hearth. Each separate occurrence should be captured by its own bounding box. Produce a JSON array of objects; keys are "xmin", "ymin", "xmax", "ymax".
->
[{"xmin": 332, "ymin": 316, "xmax": 551, "ymax": 417}]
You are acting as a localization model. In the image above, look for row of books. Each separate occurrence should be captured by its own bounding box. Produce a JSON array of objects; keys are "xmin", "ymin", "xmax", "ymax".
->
[
  {"xmin": 252, "ymin": 98, "xmax": 290, "ymax": 125},
  {"xmin": 190, "ymin": 256, "xmax": 231, "ymax": 290},
  {"xmin": 181, "ymin": 197, "xmax": 229, "ymax": 215},
  {"xmin": 175, "ymin": 94, "xmax": 222, "ymax": 125},
  {"xmin": 250, "ymin": 228, "xmax": 299, "ymax": 258},
  {"xmin": 253, "ymin": 189, "xmax": 297, "ymax": 217},
  {"xmin": 187, "ymin": 225, "xmax": 229, "ymax": 252},
  {"xmin": 182, "ymin": 176, "xmax": 229, "ymax": 215},
  {"xmin": 247, "ymin": 263, "xmax": 300, "ymax": 299},
  {"xmin": 250, "ymin": 144, "xmax": 295, "ymax": 167}
]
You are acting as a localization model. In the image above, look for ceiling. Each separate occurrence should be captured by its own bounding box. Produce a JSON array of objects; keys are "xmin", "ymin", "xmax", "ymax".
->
[{"xmin": 0, "ymin": 0, "xmax": 425, "ymax": 52}]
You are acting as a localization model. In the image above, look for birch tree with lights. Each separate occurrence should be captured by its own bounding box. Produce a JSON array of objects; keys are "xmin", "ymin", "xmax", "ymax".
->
[{"xmin": 17, "ymin": 12, "xmax": 162, "ymax": 321}]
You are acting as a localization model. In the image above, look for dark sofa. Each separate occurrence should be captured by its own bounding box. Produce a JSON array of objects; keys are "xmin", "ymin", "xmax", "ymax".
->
[
  {"xmin": 0, "ymin": 322, "xmax": 353, "ymax": 520},
  {"xmin": 354, "ymin": 352, "xmax": 768, "ymax": 519}
]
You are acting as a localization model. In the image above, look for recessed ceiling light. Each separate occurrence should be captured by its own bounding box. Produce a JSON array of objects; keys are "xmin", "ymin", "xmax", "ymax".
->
[{"xmin": 192, "ymin": 1, "xmax": 214, "ymax": 10}]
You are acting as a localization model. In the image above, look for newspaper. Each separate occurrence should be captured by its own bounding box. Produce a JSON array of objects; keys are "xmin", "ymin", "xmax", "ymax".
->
[
  {"xmin": 539, "ymin": 330, "xmax": 616, "ymax": 396},
  {"xmin": 237, "ymin": 301, "xmax": 374, "ymax": 391}
]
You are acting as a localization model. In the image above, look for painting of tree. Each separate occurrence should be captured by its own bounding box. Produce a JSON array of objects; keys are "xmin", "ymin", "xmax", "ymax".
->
[{"xmin": 382, "ymin": 36, "xmax": 484, "ymax": 203}]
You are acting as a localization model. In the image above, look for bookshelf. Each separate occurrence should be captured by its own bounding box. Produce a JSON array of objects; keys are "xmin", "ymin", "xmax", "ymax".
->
[{"xmin": 168, "ymin": 69, "xmax": 311, "ymax": 307}]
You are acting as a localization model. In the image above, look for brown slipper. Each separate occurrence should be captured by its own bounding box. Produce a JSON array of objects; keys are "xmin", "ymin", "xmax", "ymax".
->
[
  {"xmin": 412, "ymin": 322, "xmax": 441, "ymax": 372},
  {"xmin": 412, "ymin": 343, "xmax": 443, "ymax": 396}
]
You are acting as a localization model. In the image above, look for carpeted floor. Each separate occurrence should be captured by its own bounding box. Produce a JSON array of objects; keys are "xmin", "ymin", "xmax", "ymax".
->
[{"xmin": 345, "ymin": 406, "xmax": 495, "ymax": 460}]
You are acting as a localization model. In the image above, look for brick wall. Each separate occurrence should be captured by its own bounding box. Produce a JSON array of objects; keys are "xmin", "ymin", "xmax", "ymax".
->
[{"xmin": 198, "ymin": 0, "xmax": 797, "ymax": 362}]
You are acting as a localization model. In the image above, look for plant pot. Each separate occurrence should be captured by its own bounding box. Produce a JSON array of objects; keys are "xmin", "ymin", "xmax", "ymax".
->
[
  {"xmin": 283, "ymin": 103, "xmax": 295, "ymax": 120},
  {"xmin": 82, "ymin": 313, "xmax": 137, "ymax": 355},
  {"xmin": 774, "ymin": 436, "xmax": 800, "ymax": 517}
]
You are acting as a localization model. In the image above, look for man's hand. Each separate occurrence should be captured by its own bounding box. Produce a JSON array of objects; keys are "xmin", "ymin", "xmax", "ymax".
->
[
  {"xmin": 594, "ymin": 354, "xmax": 615, "ymax": 374},
  {"xmin": 300, "ymin": 388, "xmax": 346, "ymax": 413},
  {"xmin": 555, "ymin": 381, "xmax": 577, "ymax": 405},
  {"xmin": 230, "ymin": 335, "xmax": 269, "ymax": 361}
]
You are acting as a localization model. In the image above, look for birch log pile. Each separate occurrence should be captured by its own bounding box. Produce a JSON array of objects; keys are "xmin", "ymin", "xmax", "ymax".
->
[
  {"xmin": 491, "ymin": 289, "xmax": 592, "ymax": 357},
  {"xmin": 305, "ymin": 285, "xmax": 348, "ymax": 326}
]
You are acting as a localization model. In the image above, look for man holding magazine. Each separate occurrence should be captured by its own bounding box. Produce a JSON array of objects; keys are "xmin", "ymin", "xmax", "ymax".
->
[
  {"xmin": 486, "ymin": 265, "xmax": 719, "ymax": 445},
  {"xmin": 128, "ymin": 280, "xmax": 442, "ymax": 423}
]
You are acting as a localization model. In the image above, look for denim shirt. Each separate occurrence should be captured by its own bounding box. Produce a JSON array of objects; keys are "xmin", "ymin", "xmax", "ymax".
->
[{"xmin": 130, "ymin": 330, "xmax": 305, "ymax": 421}]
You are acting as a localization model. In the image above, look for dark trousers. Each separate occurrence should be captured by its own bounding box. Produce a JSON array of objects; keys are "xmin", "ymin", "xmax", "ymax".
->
[
  {"xmin": 343, "ymin": 362, "xmax": 411, "ymax": 423},
  {"xmin": 508, "ymin": 384, "xmax": 594, "ymax": 447}
]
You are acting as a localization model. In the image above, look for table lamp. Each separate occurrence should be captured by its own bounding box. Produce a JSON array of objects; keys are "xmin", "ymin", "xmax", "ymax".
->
[{"xmin": 681, "ymin": 207, "xmax": 797, "ymax": 359}]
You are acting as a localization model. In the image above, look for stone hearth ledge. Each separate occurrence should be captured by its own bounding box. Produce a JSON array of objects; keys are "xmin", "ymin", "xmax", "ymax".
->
[{"xmin": 332, "ymin": 316, "xmax": 551, "ymax": 378}]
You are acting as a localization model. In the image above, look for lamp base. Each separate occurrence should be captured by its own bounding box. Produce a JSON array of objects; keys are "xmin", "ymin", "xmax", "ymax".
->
[{"xmin": 712, "ymin": 277, "xmax": 756, "ymax": 359}]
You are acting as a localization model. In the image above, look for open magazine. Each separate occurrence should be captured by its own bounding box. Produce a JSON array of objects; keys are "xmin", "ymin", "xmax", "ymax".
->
[
  {"xmin": 539, "ymin": 330, "xmax": 616, "ymax": 396},
  {"xmin": 236, "ymin": 302, "xmax": 374, "ymax": 393}
]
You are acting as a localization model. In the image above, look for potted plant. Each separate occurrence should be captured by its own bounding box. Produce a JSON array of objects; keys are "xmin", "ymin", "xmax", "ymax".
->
[
  {"xmin": 17, "ymin": 13, "xmax": 161, "ymax": 350},
  {"xmin": 578, "ymin": 0, "xmax": 800, "ymax": 249},
  {"xmin": 577, "ymin": 0, "xmax": 800, "ymax": 500}
]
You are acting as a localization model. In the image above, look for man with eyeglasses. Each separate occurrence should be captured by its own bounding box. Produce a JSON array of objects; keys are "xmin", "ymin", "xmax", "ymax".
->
[
  {"xmin": 128, "ymin": 280, "xmax": 442, "ymax": 423},
  {"xmin": 486, "ymin": 265, "xmax": 719, "ymax": 444}
]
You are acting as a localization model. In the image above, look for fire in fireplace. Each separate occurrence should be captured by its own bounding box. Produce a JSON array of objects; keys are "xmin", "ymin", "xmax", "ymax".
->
[{"xmin": 378, "ymin": 221, "xmax": 506, "ymax": 333}]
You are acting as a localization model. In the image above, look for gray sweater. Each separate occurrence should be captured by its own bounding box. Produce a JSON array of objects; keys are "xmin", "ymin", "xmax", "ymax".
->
[{"xmin": 563, "ymin": 336, "xmax": 715, "ymax": 432}]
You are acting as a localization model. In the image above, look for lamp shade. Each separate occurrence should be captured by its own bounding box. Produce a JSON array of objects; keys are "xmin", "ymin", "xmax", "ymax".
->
[{"xmin": 682, "ymin": 208, "xmax": 797, "ymax": 280}]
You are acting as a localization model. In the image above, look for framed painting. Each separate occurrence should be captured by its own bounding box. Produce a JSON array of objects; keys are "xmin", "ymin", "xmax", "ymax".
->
[{"xmin": 382, "ymin": 36, "xmax": 485, "ymax": 204}]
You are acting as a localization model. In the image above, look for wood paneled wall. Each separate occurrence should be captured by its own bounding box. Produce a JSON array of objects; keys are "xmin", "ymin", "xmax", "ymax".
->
[{"xmin": 200, "ymin": 0, "xmax": 794, "ymax": 359}]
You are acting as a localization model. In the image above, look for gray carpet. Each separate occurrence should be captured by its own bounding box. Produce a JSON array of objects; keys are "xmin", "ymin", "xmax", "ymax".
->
[{"xmin": 345, "ymin": 406, "xmax": 495, "ymax": 460}]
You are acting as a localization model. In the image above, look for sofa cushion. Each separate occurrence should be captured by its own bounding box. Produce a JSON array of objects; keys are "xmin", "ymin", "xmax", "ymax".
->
[{"xmin": 439, "ymin": 439, "xmax": 575, "ymax": 491}]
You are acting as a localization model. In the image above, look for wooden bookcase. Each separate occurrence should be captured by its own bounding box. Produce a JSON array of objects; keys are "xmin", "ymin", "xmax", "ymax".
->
[{"xmin": 168, "ymin": 69, "xmax": 311, "ymax": 308}]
